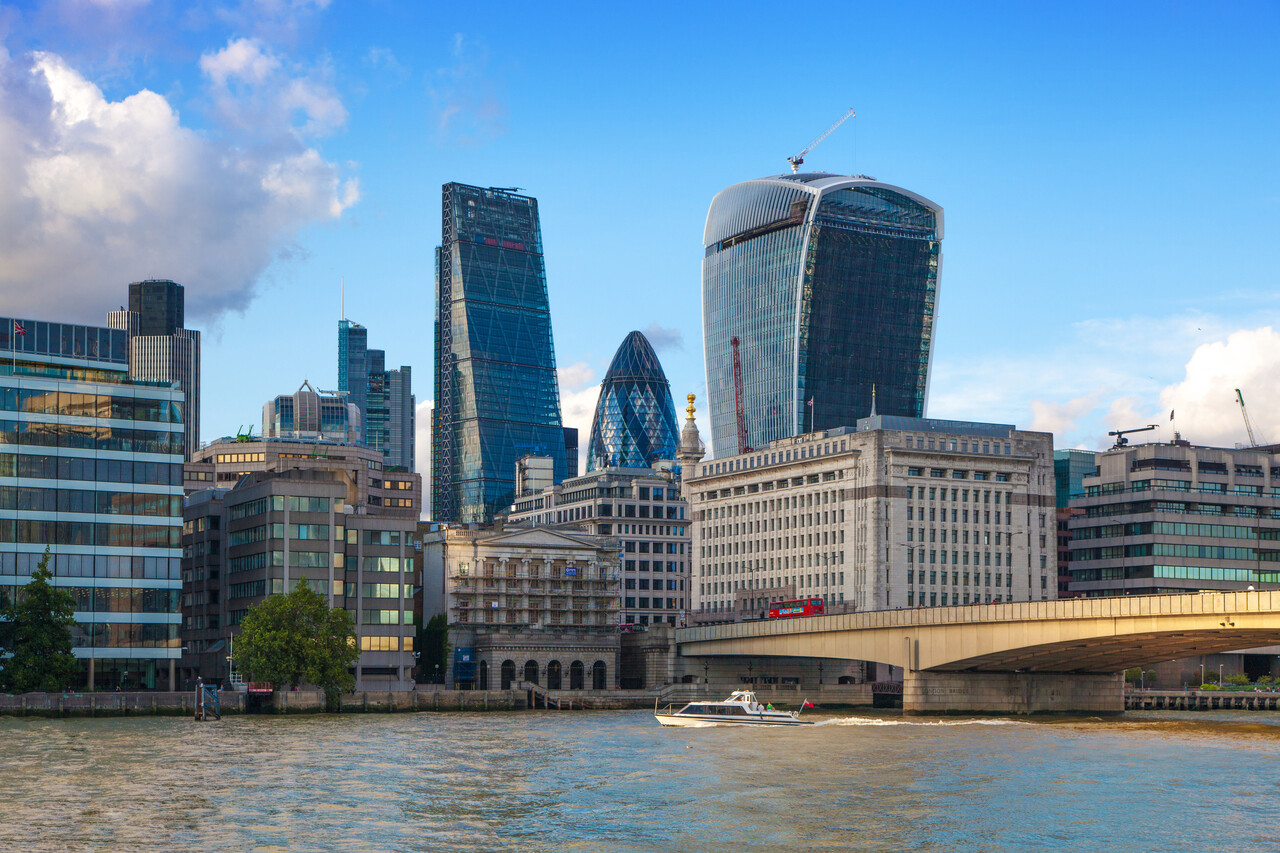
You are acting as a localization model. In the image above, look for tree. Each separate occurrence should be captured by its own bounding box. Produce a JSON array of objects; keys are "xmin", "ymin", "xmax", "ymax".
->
[
  {"xmin": 235, "ymin": 581, "xmax": 358, "ymax": 709},
  {"xmin": 0, "ymin": 549, "xmax": 80, "ymax": 693}
]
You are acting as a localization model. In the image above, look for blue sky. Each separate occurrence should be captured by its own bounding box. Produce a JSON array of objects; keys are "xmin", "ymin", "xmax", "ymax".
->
[{"xmin": 2, "ymin": 0, "xmax": 1279, "ymax": 470}]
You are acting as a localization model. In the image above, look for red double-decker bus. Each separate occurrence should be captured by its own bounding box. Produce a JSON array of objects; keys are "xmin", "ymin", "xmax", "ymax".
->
[{"xmin": 767, "ymin": 598, "xmax": 825, "ymax": 619}]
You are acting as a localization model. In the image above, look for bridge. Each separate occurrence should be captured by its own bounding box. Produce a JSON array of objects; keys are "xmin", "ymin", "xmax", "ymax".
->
[{"xmin": 675, "ymin": 591, "xmax": 1280, "ymax": 714}]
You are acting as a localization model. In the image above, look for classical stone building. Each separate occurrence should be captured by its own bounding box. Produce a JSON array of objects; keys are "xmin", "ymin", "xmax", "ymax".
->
[
  {"xmin": 508, "ymin": 464, "xmax": 690, "ymax": 626},
  {"xmin": 421, "ymin": 524, "xmax": 621, "ymax": 689},
  {"xmin": 686, "ymin": 414, "xmax": 1056, "ymax": 620}
]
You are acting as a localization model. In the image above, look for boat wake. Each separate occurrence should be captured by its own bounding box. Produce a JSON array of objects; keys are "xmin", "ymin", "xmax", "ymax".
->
[{"xmin": 813, "ymin": 716, "xmax": 1028, "ymax": 727}]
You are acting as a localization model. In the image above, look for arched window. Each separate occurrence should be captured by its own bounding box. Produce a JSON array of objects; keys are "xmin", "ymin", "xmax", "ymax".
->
[
  {"xmin": 592, "ymin": 660, "xmax": 607, "ymax": 690},
  {"xmin": 524, "ymin": 660, "xmax": 539, "ymax": 685},
  {"xmin": 478, "ymin": 660, "xmax": 489, "ymax": 690},
  {"xmin": 569, "ymin": 660, "xmax": 584, "ymax": 690},
  {"xmin": 547, "ymin": 660, "xmax": 562, "ymax": 690},
  {"xmin": 501, "ymin": 660, "xmax": 515, "ymax": 690}
]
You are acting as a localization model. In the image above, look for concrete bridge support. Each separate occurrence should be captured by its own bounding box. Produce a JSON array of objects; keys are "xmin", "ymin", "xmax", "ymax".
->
[{"xmin": 903, "ymin": 671, "xmax": 1124, "ymax": 715}]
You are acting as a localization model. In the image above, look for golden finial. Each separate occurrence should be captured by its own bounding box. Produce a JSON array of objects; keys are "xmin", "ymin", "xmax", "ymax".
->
[{"xmin": 686, "ymin": 393, "xmax": 696, "ymax": 419}]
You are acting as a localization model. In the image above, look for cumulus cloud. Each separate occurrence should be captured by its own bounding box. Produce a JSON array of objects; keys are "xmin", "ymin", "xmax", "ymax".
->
[
  {"xmin": 1159, "ymin": 327, "xmax": 1280, "ymax": 448},
  {"xmin": 428, "ymin": 33, "xmax": 507, "ymax": 147},
  {"xmin": 559, "ymin": 362, "xmax": 600, "ymax": 471},
  {"xmin": 199, "ymin": 36, "xmax": 279, "ymax": 86},
  {"xmin": 202, "ymin": 37, "xmax": 347, "ymax": 140},
  {"xmin": 415, "ymin": 399, "xmax": 432, "ymax": 518},
  {"xmin": 1028, "ymin": 393, "xmax": 1099, "ymax": 437},
  {"xmin": 0, "ymin": 48, "xmax": 356, "ymax": 323},
  {"xmin": 643, "ymin": 323, "xmax": 683, "ymax": 352}
]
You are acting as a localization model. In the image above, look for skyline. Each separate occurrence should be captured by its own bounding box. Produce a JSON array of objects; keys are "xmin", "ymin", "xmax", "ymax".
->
[{"xmin": 2, "ymin": 2, "xmax": 1279, "ymax": 473}]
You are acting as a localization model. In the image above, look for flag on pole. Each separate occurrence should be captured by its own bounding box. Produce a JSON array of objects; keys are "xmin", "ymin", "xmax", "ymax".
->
[
  {"xmin": 807, "ymin": 397, "xmax": 814, "ymax": 407},
  {"xmin": 1169, "ymin": 409, "xmax": 1175, "ymax": 421},
  {"xmin": 802, "ymin": 700, "xmax": 815, "ymax": 709},
  {"xmin": 13, "ymin": 321, "xmax": 25, "ymax": 336}
]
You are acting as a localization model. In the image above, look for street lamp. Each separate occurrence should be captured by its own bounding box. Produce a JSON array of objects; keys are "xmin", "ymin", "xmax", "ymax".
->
[
  {"xmin": 1219, "ymin": 663, "xmax": 1224, "ymax": 686},
  {"xmin": 817, "ymin": 660, "xmax": 825, "ymax": 685},
  {"xmin": 702, "ymin": 661, "xmax": 709, "ymax": 685},
  {"xmin": 1200, "ymin": 662, "xmax": 1205, "ymax": 686},
  {"xmin": 747, "ymin": 660, "xmax": 754, "ymax": 684}
]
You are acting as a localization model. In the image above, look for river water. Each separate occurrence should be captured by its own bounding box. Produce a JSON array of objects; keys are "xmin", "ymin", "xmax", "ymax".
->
[{"xmin": 3, "ymin": 709, "xmax": 1280, "ymax": 852}]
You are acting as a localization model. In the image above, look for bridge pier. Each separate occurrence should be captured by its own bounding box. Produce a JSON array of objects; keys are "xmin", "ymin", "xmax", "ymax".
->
[{"xmin": 903, "ymin": 671, "xmax": 1124, "ymax": 715}]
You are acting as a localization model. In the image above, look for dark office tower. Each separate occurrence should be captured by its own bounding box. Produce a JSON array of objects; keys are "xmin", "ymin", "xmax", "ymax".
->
[
  {"xmin": 112, "ymin": 279, "xmax": 201, "ymax": 460},
  {"xmin": 433, "ymin": 183, "xmax": 566, "ymax": 523},
  {"xmin": 702, "ymin": 173, "xmax": 943, "ymax": 457},
  {"xmin": 129, "ymin": 279, "xmax": 184, "ymax": 336},
  {"xmin": 586, "ymin": 331, "xmax": 679, "ymax": 472},
  {"xmin": 338, "ymin": 319, "xmax": 369, "ymax": 430},
  {"xmin": 563, "ymin": 427, "xmax": 579, "ymax": 478},
  {"xmin": 366, "ymin": 347, "xmax": 388, "ymax": 456},
  {"xmin": 388, "ymin": 367, "xmax": 415, "ymax": 472}
]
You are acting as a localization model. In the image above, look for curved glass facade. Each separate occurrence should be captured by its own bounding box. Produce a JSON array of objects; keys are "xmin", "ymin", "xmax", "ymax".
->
[
  {"xmin": 702, "ymin": 174, "xmax": 942, "ymax": 456},
  {"xmin": 433, "ymin": 184, "xmax": 566, "ymax": 523},
  {"xmin": 586, "ymin": 331, "xmax": 679, "ymax": 471}
]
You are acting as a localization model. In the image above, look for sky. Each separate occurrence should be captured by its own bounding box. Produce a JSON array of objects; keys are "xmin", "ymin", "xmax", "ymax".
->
[{"xmin": 2, "ymin": 0, "xmax": 1279, "ymax": 477}]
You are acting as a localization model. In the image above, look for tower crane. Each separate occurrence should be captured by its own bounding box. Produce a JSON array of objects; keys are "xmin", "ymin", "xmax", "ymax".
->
[
  {"xmin": 1108, "ymin": 424, "xmax": 1158, "ymax": 450},
  {"xmin": 788, "ymin": 108, "xmax": 856, "ymax": 173},
  {"xmin": 731, "ymin": 336, "xmax": 752, "ymax": 454},
  {"xmin": 1236, "ymin": 389, "xmax": 1265, "ymax": 447}
]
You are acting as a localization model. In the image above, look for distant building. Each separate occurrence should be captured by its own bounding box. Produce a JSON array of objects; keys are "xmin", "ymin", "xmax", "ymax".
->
[
  {"xmin": 702, "ymin": 173, "xmax": 943, "ymax": 456},
  {"xmin": 1068, "ymin": 440, "xmax": 1280, "ymax": 597},
  {"xmin": 686, "ymin": 414, "xmax": 1056, "ymax": 619},
  {"xmin": 108, "ymin": 279, "xmax": 201, "ymax": 460},
  {"xmin": 563, "ymin": 427, "xmax": 579, "ymax": 479},
  {"xmin": 1054, "ymin": 449, "xmax": 1097, "ymax": 598},
  {"xmin": 509, "ymin": 464, "xmax": 690, "ymax": 626},
  {"xmin": 180, "ymin": 468, "xmax": 420, "ymax": 689},
  {"xmin": 586, "ymin": 330, "xmax": 679, "ymax": 473},
  {"xmin": 338, "ymin": 318, "xmax": 415, "ymax": 470},
  {"xmin": 0, "ymin": 315, "xmax": 184, "ymax": 690},
  {"xmin": 420, "ymin": 523, "xmax": 621, "ymax": 689},
  {"xmin": 186, "ymin": 437, "xmax": 421, "ymax": 518},
  {"xmin": 262, "ymin": 380, "xmax": 362, "ymax": 445},
  {"xmin": 433, "ymin": 183, "xmax": 567, "ymax": 523}
]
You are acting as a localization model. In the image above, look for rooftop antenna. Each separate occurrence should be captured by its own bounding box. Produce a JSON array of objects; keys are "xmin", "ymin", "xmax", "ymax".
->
[{"xmin": 788, "ymin": 108, "xmax": 856, "ymax": 173}]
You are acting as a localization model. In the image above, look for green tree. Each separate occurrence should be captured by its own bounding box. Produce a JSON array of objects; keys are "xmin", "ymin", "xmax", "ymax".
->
[
  {"xmin": 0, "ymin": 549, "xmax": 80, "ymax": 693},
  {"xmin": 235, "ymin": 581, "xmax": 358, "ymax": 709},
  {"xmin": 417, "ymin": 613, "xmax": 450, "ymax": 683}
]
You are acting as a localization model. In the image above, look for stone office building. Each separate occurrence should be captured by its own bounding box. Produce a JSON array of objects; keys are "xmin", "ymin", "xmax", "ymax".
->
[
  {"xmin": 421, "ymin": 523, "xmax": 621, "ymax": 690},
  {"xmin": 686, "ymin": 414, "xmax": 1057, "ymax": 619}
]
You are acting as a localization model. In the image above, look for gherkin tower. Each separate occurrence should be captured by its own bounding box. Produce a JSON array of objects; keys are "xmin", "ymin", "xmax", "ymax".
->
[{"xmin": 586, "ymin": 331, "xmax": 679, "ymax": 472}]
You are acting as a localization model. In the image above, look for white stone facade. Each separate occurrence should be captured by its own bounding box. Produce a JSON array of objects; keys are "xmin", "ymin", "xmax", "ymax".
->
[{"xmin": 687, "ymin": 416, "xmax": 1056, "ymax": 618}]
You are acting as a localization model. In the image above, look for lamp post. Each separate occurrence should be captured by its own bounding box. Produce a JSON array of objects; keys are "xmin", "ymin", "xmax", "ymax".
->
[
  {"xmin": 1200, "ymin": 662, "xmax": 1205, "ymax": 686},
  {"xmin": 1219, "ymin": 663, "xmax": 1224, "ymax": 686},
  {"xmin": 702, "ymin": 661, "xmax": 709, "ymax": 685},
  {"xmin": 747, "ymin": 660, "xmax": 754, "ymax": 684},
  {"xmin": 817, "ymin": 660, "xmax": 825, "ymax": 685}
]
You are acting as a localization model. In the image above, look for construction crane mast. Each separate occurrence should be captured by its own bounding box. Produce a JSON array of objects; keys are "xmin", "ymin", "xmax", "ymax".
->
[
  {"xmin": 1108, "ymin": 424, "xmax": 1158, "ymax": 450},
  {"xmin": 788, "ymin": 108, "xmax": 856, "ymax": 173},
  {"xmin": 1236, "ymin": 388, "xmax": 1264, "ymax": 447},
  {"xmin": 731, "ymin": 336, "xmax": 751, "ymax": 454}
]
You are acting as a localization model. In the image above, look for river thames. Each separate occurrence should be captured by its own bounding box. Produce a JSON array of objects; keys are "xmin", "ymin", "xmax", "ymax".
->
[{"xmin": 4, "ymin": 709, "xmax": 1280, "ymax": 851}]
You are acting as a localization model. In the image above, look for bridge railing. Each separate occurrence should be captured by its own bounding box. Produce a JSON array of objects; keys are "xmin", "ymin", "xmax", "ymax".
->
[{"xmin": 675, "ymin": 589, "xmax": 1280, "ymax": 642}]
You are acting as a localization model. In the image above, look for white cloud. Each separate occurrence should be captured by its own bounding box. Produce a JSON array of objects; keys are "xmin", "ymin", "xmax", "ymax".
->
[
  {"xmin": 415, "ymin": 399, "xmax": 432, "ymax": 518},
  {"xmin": 559, "ymin": 362, "xmax": 600, "ymax": 471},
  {"xmin": 0, "ymin": 48, "xmax": 356, "ymax": 323},
  {"xmin": 199, "ymin": 36, "xmax": 279, "ymax": 86},
  {"xmin": 1159, "ymin": 327, "xmax": 1280, "ymax": 448}
]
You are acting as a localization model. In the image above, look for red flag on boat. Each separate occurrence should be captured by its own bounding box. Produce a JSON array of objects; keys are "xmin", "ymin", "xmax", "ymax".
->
[{"xmin": 802, "ymin": 700, "xmax": 815, "ymax": 709}]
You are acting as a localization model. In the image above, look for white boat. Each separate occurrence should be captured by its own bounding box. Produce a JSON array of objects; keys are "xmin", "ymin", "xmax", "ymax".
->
[{"xmin": 654, "ymin": 690, "xmax": 815, "ymax": 727}]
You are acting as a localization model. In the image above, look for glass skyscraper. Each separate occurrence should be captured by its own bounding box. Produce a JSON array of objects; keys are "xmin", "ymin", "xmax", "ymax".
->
[
  {"xmin": 0, "ymin": 316, "xmax": 184, "ymax": 689},
  {"xmin": 586, "ymin": 331, "xmax": 679, "ymax": 472},
  {"xmin": 702, "ymin": 173, "xmax": 943, "ymax": 457},
  {"xmin": 433, "ymin": 183, "xmax": 566, "ymax": 523},
  {"xmin": 338, "ymin": 318, "xmax": 415, "ymax": 470}
]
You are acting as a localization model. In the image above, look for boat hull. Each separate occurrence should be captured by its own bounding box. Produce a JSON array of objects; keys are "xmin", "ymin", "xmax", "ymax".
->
[{"xmin": 654, "ymin": 713, "xmax": 813, "ymax": 727}]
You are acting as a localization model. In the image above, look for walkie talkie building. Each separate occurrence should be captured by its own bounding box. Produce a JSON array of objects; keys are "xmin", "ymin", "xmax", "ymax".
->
[
  {"xmin": 433, "ymin": 183, "xmax": 566, "ymax": 523},
  {"xmin": 702, "ymin": 173, "xmax": 943, "ymax": 457}
]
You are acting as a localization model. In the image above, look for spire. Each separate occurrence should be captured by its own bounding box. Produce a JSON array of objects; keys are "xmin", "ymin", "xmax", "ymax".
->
[
  {"xmin": 678, "ymin": 393, "xmax": 705, "ymax": 462},
  {"xmin": 870, "ymin": 383, "xmax": 877, "ymax": 417}
]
